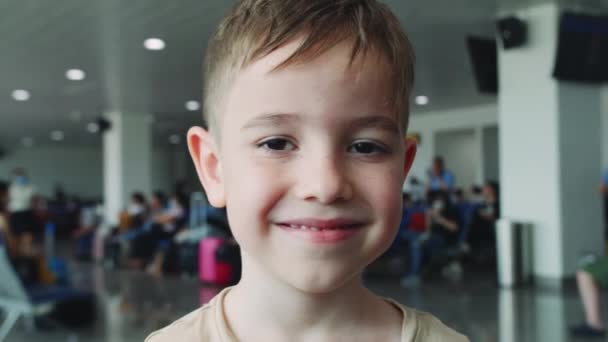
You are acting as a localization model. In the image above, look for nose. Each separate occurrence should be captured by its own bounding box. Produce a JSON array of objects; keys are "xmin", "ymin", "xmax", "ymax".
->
[{"xmin": 294, "ymin": 153, "xmax": 353, "ymax": 204}]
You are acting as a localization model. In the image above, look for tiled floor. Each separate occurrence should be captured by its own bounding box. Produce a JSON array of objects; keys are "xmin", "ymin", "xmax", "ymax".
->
[{"xmin": 2, "ymin": 262, "xmax": 605, "ymax": 342}]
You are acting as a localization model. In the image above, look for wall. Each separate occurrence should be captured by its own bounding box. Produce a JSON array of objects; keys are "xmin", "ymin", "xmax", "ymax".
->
[
  {"xmin": 0, "ymin": 145, "xmax": 186, "ymax": 199},
  {"xmin": 156, "ymin": 146, "xmax": 199, "ymax": 194},
  {"xmin": 435, "ymin": 128, "xmax": 478, "ymax": 189},
  {"xmin": 558, "ymin": 82, "xmax": 604, "ymax": 274},
  {"xmin": 0, "ymin": 146, "xmax": 103, "ymax": 198},
  {"xmin": 406, "ymin": 103, "xmax": 498, "ymax": 191},
  {"xmin": 483, "ymin": 126, "xmax": 500, "ymax": 182},
  {"xmin": 151, "ymin": 147, "xmax": 174, "ymax": 195}
]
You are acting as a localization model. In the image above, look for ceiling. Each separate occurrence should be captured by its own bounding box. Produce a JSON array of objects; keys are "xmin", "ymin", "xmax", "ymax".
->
[{"xmin": 0, "ymin": 0, "xmax": 503, "ymax": 150}]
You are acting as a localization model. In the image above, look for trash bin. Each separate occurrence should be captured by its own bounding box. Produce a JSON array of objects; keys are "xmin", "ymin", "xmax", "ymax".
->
[{"xmin": 496, "ymin": 219, "xmax": 533, "ymax": 288}]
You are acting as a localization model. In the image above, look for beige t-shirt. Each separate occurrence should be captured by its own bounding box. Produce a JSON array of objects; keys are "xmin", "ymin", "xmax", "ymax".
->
[{"xmin": 145, "ymin": 287, "xmax": 468, "ymax": 342}]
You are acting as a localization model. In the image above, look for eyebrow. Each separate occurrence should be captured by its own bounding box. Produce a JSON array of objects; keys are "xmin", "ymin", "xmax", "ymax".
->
[
  {"xmin": 241, "ymin": 112, "xmax": 400, "ymax": 134},
  {"xmin": 348, "ymin": 115, "xmax": 400, "ymax": 135},
  {"xmin": 241, "ymin": 113, "xmax": 301, "ymax": 131}
]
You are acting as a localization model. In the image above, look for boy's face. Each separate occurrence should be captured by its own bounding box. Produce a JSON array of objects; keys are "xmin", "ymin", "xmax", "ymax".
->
[{"xmin": 189, "ymin": 39, "xmax": 416, "ymax": 293}]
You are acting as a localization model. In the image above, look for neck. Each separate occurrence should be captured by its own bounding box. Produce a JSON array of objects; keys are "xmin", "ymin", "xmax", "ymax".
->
[{"xmin": 224, "ymin": 255, "xmax": 393, "ymax": 340}]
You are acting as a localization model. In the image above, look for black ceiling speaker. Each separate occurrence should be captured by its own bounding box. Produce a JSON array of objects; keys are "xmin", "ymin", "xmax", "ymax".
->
[
  {"xmin": 89, "ymin": 117, "xmax": 112, "ymax": 134},
  {"xmin": 497, "ymin": 16, "xmax": 528, "ymax": 49},
  {"xmin": 97, "ymin": 118, "xmax": 111, "ymax": 133}
]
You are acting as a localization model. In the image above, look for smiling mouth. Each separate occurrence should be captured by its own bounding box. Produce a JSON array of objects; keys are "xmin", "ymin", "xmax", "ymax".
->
[
  {"xmin": 276, "ymin": 223, "xmax": 361, "ymax": 231},
  {"xmin": 273, "ymin": 219, "xmax": 365, "ymax": 244}
]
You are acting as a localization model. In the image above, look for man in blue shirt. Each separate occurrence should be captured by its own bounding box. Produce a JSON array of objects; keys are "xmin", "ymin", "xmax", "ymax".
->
[{"xmin": 427, "ymin": 156, "xmax": 455, "ymax": 192}]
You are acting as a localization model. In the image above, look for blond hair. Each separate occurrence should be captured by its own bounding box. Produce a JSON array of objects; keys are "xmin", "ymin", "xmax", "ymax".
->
[{"xmin": 203, "ymin": 0, "xmax": 415, "ymax": 135}]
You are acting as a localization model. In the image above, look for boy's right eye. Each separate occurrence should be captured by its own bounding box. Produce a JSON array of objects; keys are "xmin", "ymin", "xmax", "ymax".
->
[{"xmin": 257, "ymin": 137, "xmax": 296, "ymax": 151}]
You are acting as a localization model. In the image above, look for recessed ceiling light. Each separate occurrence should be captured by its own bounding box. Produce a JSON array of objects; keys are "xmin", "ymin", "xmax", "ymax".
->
[
  {"xmin": 51, "ymin": 130, "xmax": 64, "ymax": 141},
  {"xmin": 169, "ymin": 134, "xmax": 181, "ymax": 145},
  {"xmin": 185, "ymin": 100, "xmax": 200, "ymax": 111},
  {"xmin": 66, "ymin": 69, "xmax": 86, "ymax": 81},
  {"xmin": 22, "ymin": 137, "xmax": 34, "ymax": 147},
  {"xmin": 12, "ymin": 89, "xmax": 30, "ymax": 101},
  {"xmin": 144, "ymin": 38, "xmax": 165, "ymax": 50},
  {"xmin": 87, "ymin": 122, "xmax": 100, "ymax": 133},
  {"xmin": 415, "ymin": 95, "xmax": 429, "ymax": 106}
]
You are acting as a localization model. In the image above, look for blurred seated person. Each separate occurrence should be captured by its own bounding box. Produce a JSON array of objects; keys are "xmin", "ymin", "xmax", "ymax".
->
[
  {"xmin": 1, "ymin": 186, "xmax": 55, "ymax": 286},
  {"xmin": 398, "ymin": 193, "xmax": 415, "ymax": 233},
  {"xmin": 102, "ymin": 192, "xmax": 149, "ymax": 267},
  {"xmin": 452, "ymin": 188, "xmax": 477, "ymax": 244},
  {"xmin": 128, "ymin": 191, "xmax": 184, "ymax": 270},
  {"xmin": 116, "ymin": 192, "xmax": 148, "ymax": 233},
  {"xmin": 154, "ymin": 192, "xmax": 187, "ymax": 233},
  {"xmin": 0, "ymin": 180, "xmax": 8, "ymax": 212},
  {"xmin": 401, "ymin": 191, "xmax": 460, "ymax": 288},
  {"xmin": 127, "ymin": 192, "xmax": 148, "ymax": 229},
  {"xmin": 453, "ymin": 189, "xmax": 469, "ymax": 209},
  {"xmin": 145, "ymin": 193, "xmax": 188, "ymax": 276},
  {"xmin": 399, "ymin": 193, "xmax": 427, "ymax": 284},
  {"xmin": 0, "ymin": 181, "xmax": 18, "ymax": 257},
  {"xmin": 467, "ymin": 181, "xmax": 500, "ymax": 262},
  {"xmin": 72, "ymin": 199, "xmax": 102, "ymax": 260},
  {"xmin": 52, "ymin": 185, "xmax": 68, "ymax": 206},
  {"xmin": 426, "ymin": 156, "xmax": 455, "ymax": 192},
  {"xmin": 30, "ymin": 195, "xmax": 50, "ymax": 237},
  {"xmin": 469, "ymin": 185, "xmax": 484, "ymax": 205},
  {"xmin": 406, "ymin": 176, "xmax": 425, "ymax": 204},
  {"xmin": 8, "ymin": 168, "xmax": 37, "ymax": 255},
  {"xmin": 119, "ymin": 191, "xmax": 166, "ymax": 242}
]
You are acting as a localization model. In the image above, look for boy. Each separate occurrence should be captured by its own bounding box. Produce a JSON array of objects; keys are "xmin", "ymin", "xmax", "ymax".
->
[{"xmin": 147, "ymin": 0, "xmax": 468, "ymax": 341}]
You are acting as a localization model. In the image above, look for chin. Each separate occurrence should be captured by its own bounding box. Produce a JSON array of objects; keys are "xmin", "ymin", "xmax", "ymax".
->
[{"xmin": 281, "ymin": 263, "xmax": 363, "ymax": 295}]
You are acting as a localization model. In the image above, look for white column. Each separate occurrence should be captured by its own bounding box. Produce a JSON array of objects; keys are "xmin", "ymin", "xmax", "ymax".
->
[
  {"xmin": 103, "ymin": 111, "xmax": 152, "ymax": 225},
  {"xmin": 498, "ymin": 3, "xmax": 603, "ymax": 280},
  {"xmin": 482, "ymin": 126, "xmax": 500, "ymax": 182}
]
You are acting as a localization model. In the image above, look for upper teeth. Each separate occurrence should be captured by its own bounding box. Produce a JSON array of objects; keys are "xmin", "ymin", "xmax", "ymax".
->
[{"xmin": 289, "ymin": 224, "xmax": 327, "ymax": 231}]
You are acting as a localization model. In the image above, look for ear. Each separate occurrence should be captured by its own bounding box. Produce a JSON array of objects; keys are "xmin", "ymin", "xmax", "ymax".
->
[
  {"xmin": 187, "ymin": 127, "xmax": 226, "ymax": 208},
  {"xmin": 403, "ymin": 137, "xmax": 417, "ymax": 176}
]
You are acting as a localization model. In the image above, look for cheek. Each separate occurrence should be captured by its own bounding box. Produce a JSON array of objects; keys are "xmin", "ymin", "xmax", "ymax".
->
[
  {"xmin": 358, "ymin": 162, "xmax": 404, "ymax": 227},
  {"xmin": 223, "ymin": 150, "xmax": 287, "ymax": 233}
]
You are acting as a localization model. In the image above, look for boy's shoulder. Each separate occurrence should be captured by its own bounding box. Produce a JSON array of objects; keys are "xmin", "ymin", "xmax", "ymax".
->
[
  {"xmin": 145, "ymin": 289, "xmax": 468, "ymax": 342},
  {"xmin": 392, "ymin": 300, "xmax": 469, "ymax": 342},
  {"xmin": 144, "ymin": 288, "xmax": 231, "ymax": 342},
  {"xmin": 144, "ymin": 306, "xmax": 208, "ymax": 342}
]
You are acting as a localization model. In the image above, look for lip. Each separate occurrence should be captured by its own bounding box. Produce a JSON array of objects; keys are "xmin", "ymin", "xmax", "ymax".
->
[
  {"xmin": 274, "ymin": 218, "xmax": 365, "ymax": 244},
  {"xmin": 278, "ymin": 218, "xmax": 363, "ymax": 229}
]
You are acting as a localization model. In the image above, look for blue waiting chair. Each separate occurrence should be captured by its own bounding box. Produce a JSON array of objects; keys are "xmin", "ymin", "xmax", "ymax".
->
[{"xmin": 0, "ymin": 238, "xmax": 90, "ymax": 341}]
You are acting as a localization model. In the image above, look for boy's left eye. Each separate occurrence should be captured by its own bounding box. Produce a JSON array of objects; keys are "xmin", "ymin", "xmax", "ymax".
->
[
  {"xmin": 257, "ymin": 137, "xmax": 296, "ymax": 151},
  {"xmin": 348, "ymin": 141, "xmax": 389, "ymax": 155}
]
